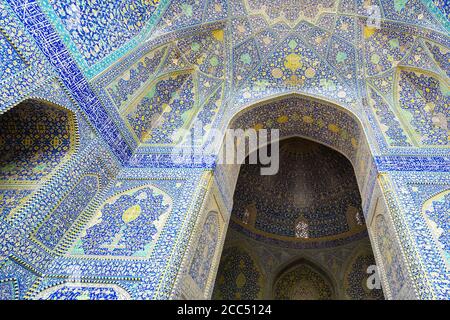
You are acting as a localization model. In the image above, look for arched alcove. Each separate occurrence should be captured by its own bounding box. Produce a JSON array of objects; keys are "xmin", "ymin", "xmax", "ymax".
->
[
  {"xmin": 212, "ymin": 245, "xmax": 265, "ymax": 300},
  {"xmin": 0, "ymin": 99, "xmax": 77, "ymax": 219},
  {"xmin": 272, "ymin": 259, "xmax": 336, "ymax": 300},
  {"xmin": 213, "ymin": 136, "xmax": 383, "ymax": 299},
  {"xmin": 217, "ymin": 94, "xmax": 372, "ymax": 197}
]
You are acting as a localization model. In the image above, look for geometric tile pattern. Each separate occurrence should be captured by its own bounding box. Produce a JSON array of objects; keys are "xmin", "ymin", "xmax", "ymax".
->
[
  {"xmin": 214, "ymin": 226, "xmax": 384, "ymax": 300},
  {"xmin": 397, "ymin": 70, "xmax": 449, "ymax": 146},
  {"xmin": 0, "ymin": 100, "xmax": 76, "ymax": 182},
  {"xmin": 273, "ymin": 263, "xmax": 334, "ymax": 300},
  {"xmin": 423, "ymin": 190, "xmax": 450, "ymax": 266},
  {"xmin": 0, "ymin": 99, "xmax": 77, "ymax": 225},
  {"xmin": 212, "ymin": 246, "xmax": 263, "ymax": 299},
  {"xmin": 0, "ymin": 0, "xmax": 449, "ymax": 300},
  {"xmin": 189, "ymin": 212, "xmax": 219, "ymax": 291},
  {"xmin": 33, "ymin": 175, "xmax": 99, "ymax": 251},
  {"xmin": 374, "ymin": 214, "xmax": 407, "ymax": 298},
  {"xmin": 344, "ymin": 251, "xmax": 384, "ymax": 300},
  {"xmin": 232, "ymin": 137, "xmax": 367, "ymax": 247},
  {"xmin": 46, "ymin": 0, "xmax": 161, "ymax": 66}
]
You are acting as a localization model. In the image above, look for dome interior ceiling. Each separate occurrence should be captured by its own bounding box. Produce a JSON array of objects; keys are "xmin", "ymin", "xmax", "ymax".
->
[
  {"xmin": 230, "ymin": 136, "xmax": 367, "ymax": 247},
  {"xmin": 15, "ymin": 0, "xmax": 449, "ymax": 163}
]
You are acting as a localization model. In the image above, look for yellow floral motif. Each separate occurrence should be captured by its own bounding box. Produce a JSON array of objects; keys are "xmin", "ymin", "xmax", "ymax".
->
[
  {"xmin": 351, "ymin": 138, "xmax": 358, "ymax": 149},
  {"xmin": 161, "ymin": 103, "xmax": 172, "ymax": 115},
  {"xmin": 285, "ymin": 75, "xmax": 305, "ymax": 86},
  {"xmin": 36, "ymin": 123, "xmax": 46, "ymax": 134},
  {"xmin": 328, "ymin": 124, "xmax": 340, "ymax": 133},
  {"xmin": 51, "ymin": 137, "xmax": 61, "ymax": 148},
  {"xmin": 363, "ymin": 26, "xmax": 377, "ymax": 38},
  {"xmin": 284, "ymin": 53, "xmax": 303, "ymax": 72},
  {"xmin": 253, "ymin": 123, "xmax": 264, "ymax": 131},
  {"xmin": 305, "ymin": 67, "xmax": 316, "ymax": 78},
  {"xmin": 196, "ymin": 54, "xmax": 206, "ymax": 65},
  {"xmin": 141, "ymin": 131, "xmax": 152, "ymax": 141},
  {"xmin": 271, "ymin": 68, "xmax": 283, "ymax": 78},
  {"xmin": 340, "ymin": 129, "xmax": 349, "ymax": 140},
  {"xmin": 424, "ymin": 102, "xmax": 435, "ymax": 113},
  {"xmin": 302, "ymin": 115, "xmax": 314, "ymax": 124},
  {"xmin": 23, "ymin": 136, "xmax": 33, "ymax": 147},
  {"xmin": 277, "ymin": 115, "xmax": 289, "ymax": 123},
  {"xmin": 122, "ymin": 204, "xmax": 142, "ymax": 223}
]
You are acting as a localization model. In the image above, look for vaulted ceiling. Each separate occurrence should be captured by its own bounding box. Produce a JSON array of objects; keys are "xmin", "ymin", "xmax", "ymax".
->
[{"xmin": 10, "ymin": 0, "xmax": 449, "ymax": 165}]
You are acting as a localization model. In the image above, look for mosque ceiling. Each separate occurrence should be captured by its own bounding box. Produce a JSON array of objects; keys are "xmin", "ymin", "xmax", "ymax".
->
[
  {"xmin": 0, "ymin": 0, "xmax": 449, "ymax": 300},
  {"xmin": 2, "ymin": 0, "xmax": 449, "ymax": 166}
]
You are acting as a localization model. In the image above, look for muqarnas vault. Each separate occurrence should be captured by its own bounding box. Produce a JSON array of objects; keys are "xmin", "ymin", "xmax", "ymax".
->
[{"xmin": 0, "ymin": 0, "xmax": 449, "ymax": 300}]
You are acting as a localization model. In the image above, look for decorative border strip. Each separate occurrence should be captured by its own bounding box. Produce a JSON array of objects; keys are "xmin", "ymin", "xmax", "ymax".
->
[
  {"xmin": 378, "ymin": 174, "xmax": 435, "ymax": 299},
  {"xmin": 375, "ymin": 156, "xmax": 450, "ymax": 172}
]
